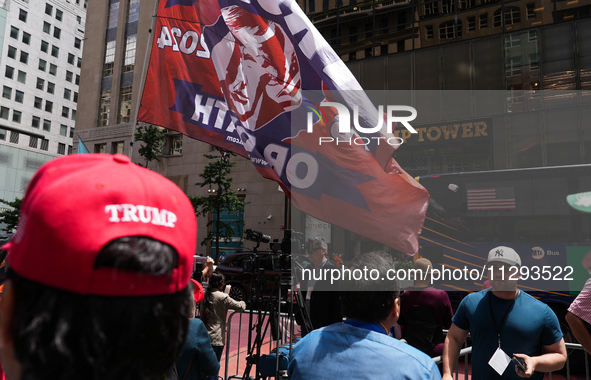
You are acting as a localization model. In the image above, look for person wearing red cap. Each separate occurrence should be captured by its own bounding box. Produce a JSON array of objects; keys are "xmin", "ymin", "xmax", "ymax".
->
[{"xmin": 0, "ymin": 154, "xmax": 199, "ymax": 380}]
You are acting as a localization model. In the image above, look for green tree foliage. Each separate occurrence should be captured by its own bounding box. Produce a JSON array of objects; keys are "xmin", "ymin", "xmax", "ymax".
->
[
  {"xmin": 189, "ymin": 148, "xmax": 247, "ymax": 262},
  {"xmin": 134, "ymin": 125, "xmax": 167, "ymax": 167},
  {"xmin": 0, "ymin": 198, "xmax": 22, "ymax": 235}
]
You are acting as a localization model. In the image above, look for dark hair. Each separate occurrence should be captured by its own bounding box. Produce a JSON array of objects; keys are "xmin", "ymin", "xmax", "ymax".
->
[
  {"xmin": 10, "ymin": 236, "xmax": 192, "ymax": 380},
  {"xmin": 200, "ymin": 272, "xmax": 225, "ymax": 326},
  {"xmin": 339, "ymin": 251, "xmax": 400, "ymax": 324}
]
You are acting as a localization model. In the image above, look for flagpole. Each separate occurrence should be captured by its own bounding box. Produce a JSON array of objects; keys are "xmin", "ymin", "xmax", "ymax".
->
[{"xmin": 129, "ymin": 0, "xmax": 160, "ymax": 159}]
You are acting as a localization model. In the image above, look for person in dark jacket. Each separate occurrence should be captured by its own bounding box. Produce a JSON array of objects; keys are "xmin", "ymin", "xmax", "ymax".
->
[
  {"xmin": 176, "ymin": 298, "xmax": 219, "ymax": 380},
  {"xmin": 300, "ymin": 238, "xmax": 342, "ymax": 334}
]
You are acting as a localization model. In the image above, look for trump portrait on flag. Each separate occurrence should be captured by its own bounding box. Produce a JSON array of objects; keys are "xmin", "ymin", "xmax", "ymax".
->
[{"xmin": 211, "ymin": 5, "xmax": 302, "ymax": 131}]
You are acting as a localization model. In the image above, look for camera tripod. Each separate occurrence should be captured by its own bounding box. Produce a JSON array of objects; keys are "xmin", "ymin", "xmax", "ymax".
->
[{"xmin": 240, "ymin": 245, "xmax": 312, "ymax": 380}]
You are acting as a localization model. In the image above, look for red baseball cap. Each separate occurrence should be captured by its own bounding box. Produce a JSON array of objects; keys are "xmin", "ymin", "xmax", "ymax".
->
[
  {"xmin": 191, "ymin": 279, "xmax": 204, "ymax": 303},
  {"xmin": 2, "ymin": 154, "xmax": 197, "ymax": 296}
]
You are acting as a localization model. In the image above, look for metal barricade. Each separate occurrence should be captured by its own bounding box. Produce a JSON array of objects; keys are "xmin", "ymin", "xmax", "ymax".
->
[
  {"xmin": 224, "ymin": 309, "xmax": 297, "ymax": 380},
  {"xmin": 432, "ymin": 341, "xmax": 591, "ymax": 380}
]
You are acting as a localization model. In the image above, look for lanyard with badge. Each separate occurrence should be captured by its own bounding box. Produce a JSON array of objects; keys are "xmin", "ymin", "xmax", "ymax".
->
[{"xmin": 487, "ymin": 291, "xmax": 518, "ymax": 375}]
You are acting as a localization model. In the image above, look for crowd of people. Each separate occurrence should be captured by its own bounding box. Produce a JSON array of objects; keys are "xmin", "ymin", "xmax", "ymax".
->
[{"xmin": 0, "ymin": 153, "xmax": 587, "ymax": 380}]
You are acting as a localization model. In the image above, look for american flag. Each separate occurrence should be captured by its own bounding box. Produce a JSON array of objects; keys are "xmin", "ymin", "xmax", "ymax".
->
[{"xmin": 467, "ymin": 188, "xmax": 516, "ymax": 211}]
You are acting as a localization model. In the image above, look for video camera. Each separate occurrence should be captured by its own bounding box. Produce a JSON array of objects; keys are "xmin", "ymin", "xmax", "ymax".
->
[{"xmin": 245, "ymin": 229, "xmax": 271, "ymax": 244}]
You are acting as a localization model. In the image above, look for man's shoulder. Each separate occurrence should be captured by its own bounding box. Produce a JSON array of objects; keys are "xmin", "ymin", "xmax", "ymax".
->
[
  {"xmin": 517, "ymin": 291, "xmax": 555, "ymax": 313},
  {"xmin": 294, "ymin": 323, "xmax": 437, "ymax": 370},
  {"xmin": 460, "ymin": 289, "xmax": 488, "ymax": 304}
]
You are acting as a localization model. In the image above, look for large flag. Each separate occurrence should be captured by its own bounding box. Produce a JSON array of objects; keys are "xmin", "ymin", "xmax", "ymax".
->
[{"xmin": 138, "ymin": 0, "xmax": 429, "ymax": 254}]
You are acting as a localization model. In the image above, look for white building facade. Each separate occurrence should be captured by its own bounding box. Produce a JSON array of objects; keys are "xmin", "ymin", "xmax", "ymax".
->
[{"xmin": 0, "ymin": 0, "xmax": 86, "ymax": 202}]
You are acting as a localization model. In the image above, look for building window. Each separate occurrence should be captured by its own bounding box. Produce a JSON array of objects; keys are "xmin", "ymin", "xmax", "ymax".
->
[
  {"xmin": 32, "ymin": 116, "xmax": 40, "ymax": 128},
  {"xmin": 505, "ymin": 34, "xmax": 521, "ymax": 48},
  {"xmin": 460, "ymin": 0, "xmax": 474, "ymax": 9},
  {"xmin": 39, "ymin": 59, "xmax": 47, "ymax": 71},
  {"xmin": 526, "ymin": 3, "xmax": 535, "ymax": 19},
  {"xmin": 117, "ymin": 86, "xmax": 133, "ymax": 124},
  {"xmin": 36, "ymin": 78, "xmax": 44, "ymax": 90},
  {"xmin": 73, "ymin": 92, "xmax": 78, "ymax": 103},
  {"xmin": 128, "ymin": 0, "xmax": 140, "ymax": 23},
  {"xmin": 74, "ymin": 38, "xmax": 81, "ymax": 49},
  {"xmin": 62, "ymin": 106, "xmax": 69, "ymax": 118},
  {"xmin": 309, "ymin": 0, "xmax": 315, "ymax": 13},
  {"xmin": 506, "ymin": 56, "xmax": 522, "ymax": 77},
  {"xmin": 19, "ymin": 9, "xmax": 27, "ymax": 22},
  {"xmin": 77, "ymin": 15, "xmax": 81, "ymax": 24},
  {"xmin": 113, "ymin": 141, "xmax": 125, "ymax": 155},
  {"xmin": 58, "ymin": 143, "xmax": 66, "ymax": 155},
  {"xmin": 70, "ymin": 128, "xmax": 74, "ymax": 138},
  {"xmin": 45, "ymin": 101, "xmax": 53, "ymax": 113},
  {"xmin": 5, "ymin": 66, "xmax": 14, "ymax": 79},
  {"xmin": 170, "ymin": 135, "xmax": 183, "ymax": 155},
  {"xmin": 64, "ymin": 88, "xmax": 71, "ymax": 100},
  {"xmin": 29, "ymin": 136, "xmax": 38, "ymax": 148},
  {"xmin": 60, "ymin": 124, "xmax": 68, "ymax": 136},
  {"xmin": 67, "ymin": 53, "xmax": 74, "ymax": 65},
  {"xmin": 77, "ymin": 57, "xmax": 82, "ymax": 68},
  {"xmin": 12, "ymin": 111, "xmax": 22, "ymax": 124},
  {"xmin": 53, "ymin": 27, "xmax": 61, "ymax": 39},
  {"xmin": 2, "ymin": 86, "xmax": 11, "ymax": 100},
  {"xmin": 426, "ymin": 25, "xmax": 434, "ymax": 39},
  {"xmin": 479, "ymin": 13, "xmax": 488, "ymax": 28},
  {"xmin": 45, "ymin": 3, "xmax": 53, "ymax": 16},
  {"xmin": 108, "ymin": 2, "xmax": 120, "ymax": 29},
  {"xmin": 43, "ymin": 119, "xmax": 51, "ymax": 131},
  {"xmin": 439, "ymin": 20, "xmax": 462, "ymax": 39},
  {"xmin": 56, "ymin": 9, "xmax": 63, "ymax": 21},
  {"xmin": 442, "ymin": 0, "xmax": 455, "ymax": 14},
  {"xmin": 380, "ymin": 44, "xmax": 388, "ymax": 56},
  {"xmin": 40, "ymin": 139, "xmax": 49, "ymax": 151},
  {"xmin": 505, "ymin": 7, "xmax": 521, "ymax": 25},
  {"xmin": 43, "ymin": 22, "xmax": 50, "ymax": 34},
  {"xmin": 468, "ymin": 16, "xmax": 476, "ymax": 31},
  {"xmin": 425, "ymin": 0, "xmax": 439, "ymax": 15},
  {"xmin": 10, "ymin": 26, "xmax": 19, "ymax": 39},
  {"xmin": 72, "ymin": 109, "xmax": 76, "ymax": 120},
  {"xmin": 17, "ymin": 71, "xmax": 26, "ymax": 84},
  {"xmin": 123, "ymin": 35, "xmax": 137, "ymax": 72},
  {"xmin": 51, "ymin": 46, "xmax": 59, "ymax": 58},
  {"xmin": 0, "ymin": 107, "xmax": 8, "ymax": 120},
  {"xmin": 47, "ymin": 82, "xmax": 55, "ymax": 94},
  {"xmin": 103, "ymin": 41, "xmax": 116, "ymax": 77},
  {"xmin": 15, "ymin": 91, "xmax": 24, "ymax": 103},
  {"xmin": 49, "ymin": 64, "xmax": 57, "ymax": 76},
  {"xmin": 75, "ymin": 75, "xmax": 80, "ymax": 85},
  {"xmin": 529, "ymin": 53, "xmax": 539, "ymax": 71},
  {"xmin": 95, "ymin": 143, "xmax": 107, "ymax": 154},
  {"xmin": 99, "ymin": 90, "xmax": 111, "ymax": 126},
  {"xmin": 20, "ymin": 51, "xmax": 28, "ymax": 64},
  {"xmin": 0, "ymin": 129, "xmax": 5, "ymax": 141},
  {"xmin": 34, "ymin": 97, "xmax": 42, "ymax": 109},
  {"xmin": 68, "ymin": 145, "xmax": 73, "ymax": 155},
  {"xmin": 41, "ymin": 40, "xmax": 49, "ymax": 53},
  {"xmin": 22, "ymin": 32, "xmax": 31, "ymax": 45},
  {"xmin": 66, "ymin": 70, "xmax": 73, "ymax": 82},
  {"xmin": 10, "ymin": 131, "xmax": 19, "ymax": 144},
  {"xmin": 528, "ymin": 30, "xmax": 538, "ymax": 42},
  {"xmin": 7, "ymin": 46, "xmax": 16, "ymax": 59}
]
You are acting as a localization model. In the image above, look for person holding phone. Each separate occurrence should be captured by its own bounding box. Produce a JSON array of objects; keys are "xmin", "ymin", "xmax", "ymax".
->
[{"xmin": 442, "ymin": 246, "xmax": 567, "ymax": 379}]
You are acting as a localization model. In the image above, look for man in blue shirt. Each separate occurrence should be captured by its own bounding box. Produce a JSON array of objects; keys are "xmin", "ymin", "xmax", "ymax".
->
[
  {"xmin": 288, "ymin": 251, "xmax": 441, "ymax": 380},
  {"xmin": 442, "ymin": 246, "xmax": 566, "ymax": 379}
]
